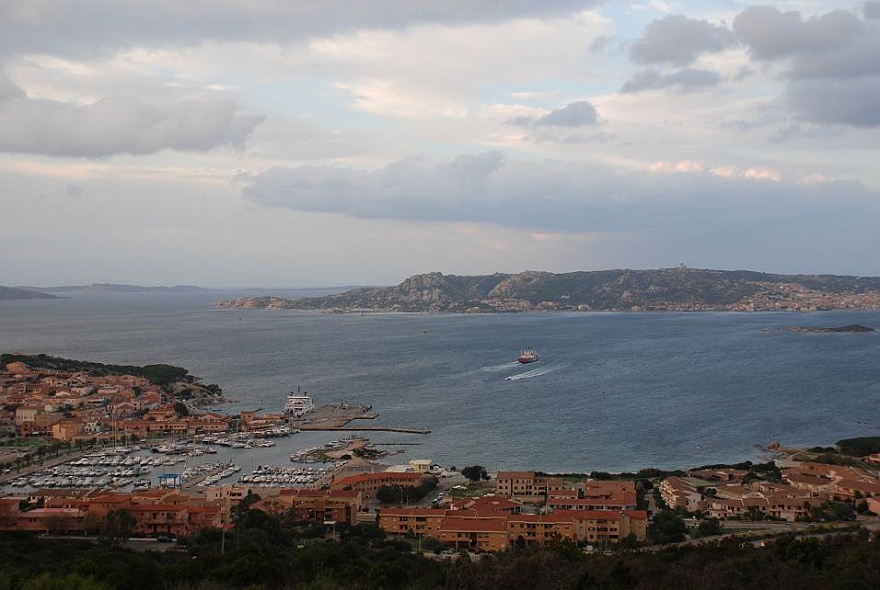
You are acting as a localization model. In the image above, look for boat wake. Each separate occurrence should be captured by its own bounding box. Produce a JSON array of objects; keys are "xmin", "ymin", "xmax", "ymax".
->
[
  {"xmin": 504, "ymin": 363, "xmax": 563, "ymax": 381},
  {"xmin": 481, "ymin": 362, "xmax": 521, "ymax": 372}
]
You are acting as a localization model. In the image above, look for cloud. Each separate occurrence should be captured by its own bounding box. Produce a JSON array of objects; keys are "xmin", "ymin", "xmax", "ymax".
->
[
  {"xmin": 867, "ymin": 2, "xmax": 880, "ymax": 19},
  {"xmin": 0, "ymin": 71, "xmax": 25, "ymax": 100},
  {"xmin": 0, "ymin": 93, "xmax": 265, "ymax": 157},
  {"xmin": 507, "ymin": 101, "xmax": 600, "ymax": 129},
  {"xmin": 786, "ymin": 78, "xmax": 880, "ymax": 127},
  {"xmin": 0, "ymin": 1, "xmax": 600, "ymax": 59},
  {"xmin": 535, "ymin": 101, "xmax": 599, "ymax": 127},
  {"xmin": 732, "ymin": 6, "xmax": 880, "ymax": 128},
  {"xmin": 630, "ymin": 14, "xmax": 735, "ymax": 66},
  {"xmin": 241, "ymin": 152, "xmax": 879, "ymax": 240},
  {"xmin": 734, "ymin": 7, "xmax": 863, "ymax": 63},
  {"xmin": 621, "ymin": 67, "xmax": 721, "ymax": 93},
  {"xmin": 65, "ymin": 184, "xmax": 84, "ymax": 198}
]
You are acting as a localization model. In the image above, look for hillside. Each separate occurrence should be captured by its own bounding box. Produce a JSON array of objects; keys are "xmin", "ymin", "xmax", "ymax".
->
[
  {"xmin": 24, "ymin": 283, "xmax": 207, "ymax": 294},
  {"xmin": 213, "ymin": 268, "xmax": 880, "ymax": 313},
  {"xmin": 0, "ymin": 286, "xmax": 59, "ymax": 300}
]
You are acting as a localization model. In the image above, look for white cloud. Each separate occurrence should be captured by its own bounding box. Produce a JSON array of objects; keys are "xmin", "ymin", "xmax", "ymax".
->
[
  {"xmin": 2, "ymin": 1, "xmax": 880, "ymax": 286},
  {"xmin": 0, "ymin": 92, "xmax": 264, "ymax": 157}
]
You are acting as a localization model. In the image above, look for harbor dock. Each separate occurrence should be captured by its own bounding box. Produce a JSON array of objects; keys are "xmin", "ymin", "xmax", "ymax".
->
[{"xmin": 293, "ymin": 404, "xmax": 429, "ymax": 434}]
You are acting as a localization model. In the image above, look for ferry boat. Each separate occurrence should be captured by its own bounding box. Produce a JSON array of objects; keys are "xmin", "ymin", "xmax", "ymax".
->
[
  {"xmin": 284, "ymin": 389, "xmax": 316, "ymax": 418},
  {"xmin": 517, "ymin": 348, "xmax": 540, "ymax": 364}
]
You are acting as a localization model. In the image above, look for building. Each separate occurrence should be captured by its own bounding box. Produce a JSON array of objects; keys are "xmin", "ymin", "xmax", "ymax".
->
[
  {"xmin": 494, "ymin": 471, "xmax": 566, "ymax": 503},
  {"xmin": 377, "ymin": 504, "xmax": 648, "ymax": 551},
  {"xmin": 330, "ymin": 471, "xmax": 423, "ymax": 499},
  {"xmin": 277, "ymin": 488, "xmax": 363, "ymax": 525}
]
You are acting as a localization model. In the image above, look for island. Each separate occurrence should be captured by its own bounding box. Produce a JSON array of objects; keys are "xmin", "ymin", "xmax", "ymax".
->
[
  {"xmin": 214, "ymin": 267, "xmax": 880, "ymax": 313},
  {"xmin": 21, "ymin": 283, "xmax": 208, "ymax": 294},
  {"xmin": 0, "ymin": 286, "xmax": 59, "ymax": 300},
  {"xmin": 787, "ymin": 324, "xmax": 875, "ymax": 333}
]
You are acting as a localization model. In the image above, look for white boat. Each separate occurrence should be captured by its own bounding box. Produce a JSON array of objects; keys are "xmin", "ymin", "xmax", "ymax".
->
[{"xmin": 284, "ymin": 389, "xmax": 316, "ymax": 418}]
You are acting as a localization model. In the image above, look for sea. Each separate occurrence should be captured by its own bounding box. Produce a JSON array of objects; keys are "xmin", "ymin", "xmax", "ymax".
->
[{"xmin": 2, "ymin": 290, "xmax": 880, "ymax": 475}]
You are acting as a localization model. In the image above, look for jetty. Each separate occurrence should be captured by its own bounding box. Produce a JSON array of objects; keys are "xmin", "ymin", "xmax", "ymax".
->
[
  {"xmin": 293, "ymin": 403, "xmax": 429, "ymax": 435},
  {"xmin": 300, "ymin": 425, "xmax": 430, "ymax": 434}
]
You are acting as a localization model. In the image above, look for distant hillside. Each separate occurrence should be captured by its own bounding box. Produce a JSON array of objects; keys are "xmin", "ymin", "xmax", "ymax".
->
[
  {"xmin": 0, "ymin": 286, "xmax": 59, "ymax": 300},
  {"xmin": 23, "ymin": 283, "xmax": 208, "ymax": 294},
  {"xmin": 213, "ymin": 268, "xmax": 880, "ymax": 313}
]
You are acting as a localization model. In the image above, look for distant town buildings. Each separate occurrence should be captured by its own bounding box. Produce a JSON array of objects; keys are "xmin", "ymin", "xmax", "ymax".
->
[{"xmin": 2, "ymin": 357, "xmax": 879, "ymax": 553}]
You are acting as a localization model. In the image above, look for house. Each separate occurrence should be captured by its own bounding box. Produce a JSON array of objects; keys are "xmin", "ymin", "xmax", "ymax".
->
[
  {"xmin": 377, "ymin": 505, "xmax": 648, "ymax": 551},
  {"xmin": 270, "ymin": 489, "xmax": 363, "ymax": 525},
  {"xmin": 494, "ymin": 471, "xmax": 566, "ymax": 503},
  {"xmin": 330, "ymin": 471, "xmax": 423, "ymax": 499}
]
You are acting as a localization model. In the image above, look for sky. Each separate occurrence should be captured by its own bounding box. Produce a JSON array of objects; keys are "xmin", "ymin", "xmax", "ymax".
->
[{"xmin": 2, "ymin": 1, "xmax": 879, "ymax": 288}]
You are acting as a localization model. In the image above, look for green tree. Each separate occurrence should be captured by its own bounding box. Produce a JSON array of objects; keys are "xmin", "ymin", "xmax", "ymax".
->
[
  {"xmin": 22, "ymin": 573, "xmax": 109, "ymax": 590},
  {"xmin": 648, "ymin": 510, "xmax": 686, "ymax": 544},
  {"xmin": 231, "ymin": 490, "xmax": 262, "ymax": 522},
  {"xmin": 461, "ymin": 465, "xmax": 488, "ymax": 482},
  {"xmin": 172, "ymin": 402, "xmax": 190, "ymax": 418},
  {"xmin": 102, "ymin": 509, "xmax": 136, "ymax": 545}
]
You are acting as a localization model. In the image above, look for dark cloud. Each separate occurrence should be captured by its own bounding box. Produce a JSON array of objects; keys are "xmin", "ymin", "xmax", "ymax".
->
[
  {"xmin": 621, "ymin": 68, "xmax": 721, "ymax": 93},
  {"xmin": 0, "ymin": 71, "xmax": 25, "ymax": 100},
  {"xmin": 866, "ymin": 2, "xmax": 880, "ymax": 19},
  {"xmin": 787, "ymin": 78, "xmax": 880, "ymax": 127},
  {"xmin": 733, "ymin": 6, "xmax": 880, "ymax": 128},
  {"xmin": 241, "ymin": 153, "xmax": 880, "ymax": 249},
  {"xmin": 0, "ymin": 0, "xmax": 600, "ymax": 59},
  {"xmin": 506, "ymin": 101, "xmax": 600, "ymax": 129},
  {"xmin": 734, "ymin": 7, "xmax": 870, "ymax": 66},
  {"xmin": 535, "ymin": 101, "xmax": 599, "ymax": 127},
  {"xmin": 0, "ymin": 94, "xmax": 265, "ymax": 157},
  {"xmin": 630, "ymin": 14, "xmax": 735, "ymax": 66}
]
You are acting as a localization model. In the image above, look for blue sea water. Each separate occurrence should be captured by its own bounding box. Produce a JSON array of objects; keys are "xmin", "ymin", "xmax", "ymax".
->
[{"xmin": 2, "ymin": 291, "xmax": 880, "ymax": 473}]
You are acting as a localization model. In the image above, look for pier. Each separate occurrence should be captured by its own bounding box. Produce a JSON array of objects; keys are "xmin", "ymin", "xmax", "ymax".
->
[
  {"xmin": 299, "ymin": 425, "xmax": 430, "ymax": 434},
  {"xmin": 292, "ymin": 404, "xmax": 429, "ymax": 435}
]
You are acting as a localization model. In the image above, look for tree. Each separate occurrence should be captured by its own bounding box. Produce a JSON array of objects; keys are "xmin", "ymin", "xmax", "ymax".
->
[
  {"xmin": 694, "ymin": 518, "xmax": 721, "ymax": 538},
  {"xmin": 461, "ymin": 465, "xmax": 488, "ymax": 482},
  {"xmin": 231, "ymin": 490, "xmax": 262, "ymax": 522},
  {"xmin": 172, "ymin": 401, "xmax": 189, "ymax": 418},
  {"xmin": 648, "ymin": 510, "xmax": 686, "ymax": 544},
  {"xmin": 103, "ymin": 509, "xmax": 136, "ymax": 545}
]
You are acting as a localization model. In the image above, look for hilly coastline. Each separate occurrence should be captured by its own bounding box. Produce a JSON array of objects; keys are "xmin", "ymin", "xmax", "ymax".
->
[
  {"xmin": 24, "ymin": 283, "xmax": 208, "ymax": 294},
  {"xmin": 0, "ymin": 286, "xmax": 59, "ymax": 301},
  {"xmin": 213, "ymin": 267, "xmax": 880, "ymax": 313}
]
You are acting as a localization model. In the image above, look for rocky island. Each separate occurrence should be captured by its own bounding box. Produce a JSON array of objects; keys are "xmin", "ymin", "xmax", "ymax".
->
[
  {"xmin": 214, "ymin": 267, "xmax": 880, "ymax": 313},
  {"xmin": 787, "ymin": 324, "xmax": 875, "ymax": 333},
  {"xmin": 0, "ymin": 286, "xmax": 59, "ymax": 300}
]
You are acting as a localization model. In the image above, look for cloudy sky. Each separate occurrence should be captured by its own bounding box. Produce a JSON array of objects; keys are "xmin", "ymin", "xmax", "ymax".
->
[{"xmin": 2, "ymin": 1, "xmax": 879, "ymax": 288}]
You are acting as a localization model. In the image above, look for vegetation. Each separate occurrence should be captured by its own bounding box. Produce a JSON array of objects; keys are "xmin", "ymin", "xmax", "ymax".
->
[
  {"xmin": 1, "ymin": 524, "xmax": 879, "ymax": 589},
  {"xmin": 376, "ymin": 477, "xmax": 439, "ymax": 504},
  {"xmin": 213, "ymin": 268, "xmax": 880, "ymax": 313},
  {"xmin": 461, "ymin": 465, "xmax": 489, "ymax": 482},
  {"xmin": 647, "ymin": 510, "xmax": 687, "ymax": 545},
  {"xmin": 1, "ymin": 354, "xmax": 191, "ymax": 387},
  {"xmin": 836, "ymin": 437, "xmax": 880, "ymax": 457}
]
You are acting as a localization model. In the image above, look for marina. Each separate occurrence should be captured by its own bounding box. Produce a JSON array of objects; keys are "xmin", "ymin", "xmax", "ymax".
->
[
  {"xmin": 4, "ymin": 294, "xmax": 880, "ymax": 473},
  {"xmin": 1, "ymin": 433, "xmax": 343, "ymax": 494}
]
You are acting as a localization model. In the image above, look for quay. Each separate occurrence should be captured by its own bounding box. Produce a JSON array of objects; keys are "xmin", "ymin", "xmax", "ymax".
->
[
  {"xmin": 300, "ymin": 426, "xmax": 430, "ymax": 434},
  {"xmin": 294, "ymin": 404, "xmax": 429, "ymax": 435}
]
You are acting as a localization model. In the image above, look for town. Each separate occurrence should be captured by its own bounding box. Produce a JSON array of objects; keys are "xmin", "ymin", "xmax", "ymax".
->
[{"xmin": 2, "ymin": 353, "xmax": 880, "ymax": 557}]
